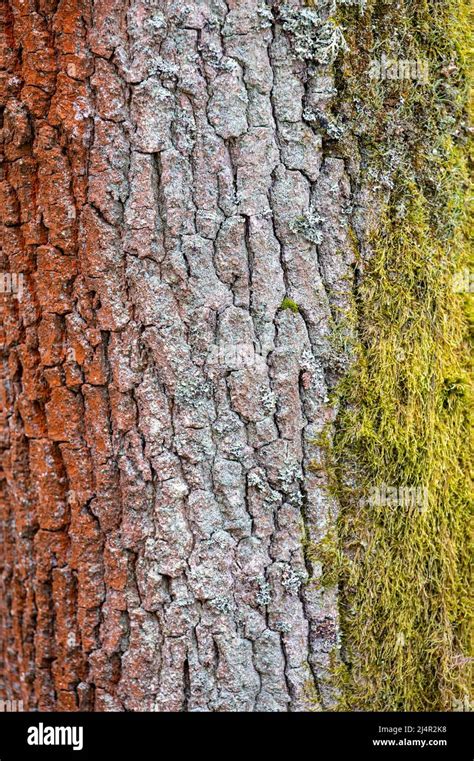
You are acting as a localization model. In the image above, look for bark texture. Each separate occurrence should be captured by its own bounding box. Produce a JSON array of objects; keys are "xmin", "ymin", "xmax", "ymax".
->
[{"xmin": 1, "ymin": 0, "xmax": 370, "ymax": 711}]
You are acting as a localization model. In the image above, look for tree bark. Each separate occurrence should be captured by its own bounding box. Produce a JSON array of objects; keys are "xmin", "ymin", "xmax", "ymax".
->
[
  {"xmin": 1, "ymin": 0, "xmax": 468, "ymax": 713},
  {"xmin": 1, "ymin": 0, "xmax": 354, "ymax": 712}
]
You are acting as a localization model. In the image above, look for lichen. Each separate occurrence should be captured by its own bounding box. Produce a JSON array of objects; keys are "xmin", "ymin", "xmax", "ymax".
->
[
  {"xmin": 289, "ymin": 207, "xmax": 325, "ymax": 244},
  {"xmin": 274, "ymin": 620, "xmax": 291, "ymax": 634},
  {"xmin": 213, "ymin": 596, "xmax": 234, "ymax": 615},
  {"xmin": 248, "ymin": 469, "xmax": 266, "ymax": 491},
  {"xmin": 257, "ymin": 4, "xmax": 274, "ymax": 29},
  {"xmin": 278, "ymin": 462, "xmax": 304, "ymax": 488},
  {"xmin": 256, "ymin": 577, "xmax": 273, "ymax": 607},
  {"xmin": 282, "ymin": 566, "xmax": 307, "ymax": 595},
  {"xmin": 260, "ymin": 387, "xmax": 277, "ymax": 415},
  {"xmin": 280, "ymin": 4, "xmax": 348, "ymax": 65}
]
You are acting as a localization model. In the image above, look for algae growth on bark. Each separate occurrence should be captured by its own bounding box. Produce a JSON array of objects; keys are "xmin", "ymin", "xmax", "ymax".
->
[{"xmin": 0, "ymin": 0, "xmax": 471, "ymax": 712}]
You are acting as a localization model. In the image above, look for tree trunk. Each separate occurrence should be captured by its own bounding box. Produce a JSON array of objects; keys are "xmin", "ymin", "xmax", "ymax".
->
[{"xmin": 1, "ymin": 0, "xmax": 469, "ymax": 712}]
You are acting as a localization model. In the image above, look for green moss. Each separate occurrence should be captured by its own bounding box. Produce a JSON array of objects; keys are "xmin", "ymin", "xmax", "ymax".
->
[
  {"xmin": 306, "ymin": 528, "xmax": 347, "ymax": 589},
  {"xmin": 303, "ymin": 665, "xmax": 323, "ymax": 711},
  {"xmin": 333, "ymin": 187, "xmax": 472, "ymax": 711},
  {"xmin": 315, "ymin": 0, "xmax": 473, "ymax": 711},
  {"xmin": 280, "ymin": 297, "xmax": 300, "ymax": 313}
]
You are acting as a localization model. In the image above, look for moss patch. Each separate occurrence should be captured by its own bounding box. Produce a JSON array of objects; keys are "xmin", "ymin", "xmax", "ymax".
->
[
  {"xmin": 334, "ymin": 187, "xmax": 472, "ymax": 711},
  {"xmin": 318, "ymin": 0, "xmax": 473, "ymax": 711},
  {"xmin": 280, "ymin": 297, "xmax": 300, "ymax": 313}
]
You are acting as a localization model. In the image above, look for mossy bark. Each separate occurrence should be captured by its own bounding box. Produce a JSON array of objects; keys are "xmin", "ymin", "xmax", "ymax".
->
[
  {"xmin": 0, "ymin": 0, "xmax": 471, "ymax": 712},
  {"xmin": 326, "ymin": 0, "xmax": 472, "ymax": 711}
]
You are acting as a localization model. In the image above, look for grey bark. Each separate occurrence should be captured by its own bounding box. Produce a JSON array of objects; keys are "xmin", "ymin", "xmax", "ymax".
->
[{"xmin": 103, "ymin": 0, "xmax": 352, "ymax": 712}]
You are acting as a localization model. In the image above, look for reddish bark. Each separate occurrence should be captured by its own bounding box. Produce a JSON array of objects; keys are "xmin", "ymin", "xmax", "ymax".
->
[{"xmin": 1, "ymin": 0, "xmax": 98, "ymax": 711}]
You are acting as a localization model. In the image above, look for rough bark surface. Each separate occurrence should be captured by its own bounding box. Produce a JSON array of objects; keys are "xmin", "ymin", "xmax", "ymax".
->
[{"xmin": 0, "ymin": 0, "xmax": 363, "ymax": 711}]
